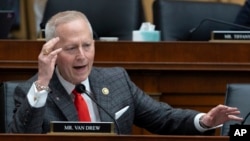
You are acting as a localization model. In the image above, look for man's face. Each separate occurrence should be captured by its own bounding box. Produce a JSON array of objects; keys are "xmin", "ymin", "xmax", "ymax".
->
[{"xmin": 55, "ymin": 19, "xmax": 95, "ymax": 84}]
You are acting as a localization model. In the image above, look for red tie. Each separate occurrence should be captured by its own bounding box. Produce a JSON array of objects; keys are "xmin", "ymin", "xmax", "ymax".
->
[{"xmin": 72, "ymin": 89, "xmax": 91, "ymax": 121}]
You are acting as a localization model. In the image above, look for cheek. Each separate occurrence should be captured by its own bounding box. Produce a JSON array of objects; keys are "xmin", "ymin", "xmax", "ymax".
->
[
  {"xmin": 56, "ymin": 55, "xmax": 73, "ymax": 79},
  {"xmin": 88, "ymin": 53, "xmax": 95, "ymax": 61},
  {"xmin": 87, "ymin": 49, "xmax": 95, "ymax": 61},
  {"xmin": 56, "ymin": 53, "xmax": 72, "ymax": 67}
]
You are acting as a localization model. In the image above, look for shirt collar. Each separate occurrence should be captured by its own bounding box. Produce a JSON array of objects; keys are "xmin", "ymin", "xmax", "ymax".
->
[{"xmin": 55, "ymin": 67, "xmax": 90, "ymax": 94}]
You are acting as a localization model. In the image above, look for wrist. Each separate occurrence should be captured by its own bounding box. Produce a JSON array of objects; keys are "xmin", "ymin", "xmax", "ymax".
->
[
  {"xmin": 199, "ymin": 116, "xmax": 211, "ymax": 129},
  {"xmin": 34, "ymin": 81, "xmax": 50, "ymax": 92}
]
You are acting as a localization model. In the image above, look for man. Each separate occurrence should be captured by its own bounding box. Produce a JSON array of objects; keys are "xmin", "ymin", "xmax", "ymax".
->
[{"xmin": 8, "ymin": 10, "xmax": 243, "ymax": 134}]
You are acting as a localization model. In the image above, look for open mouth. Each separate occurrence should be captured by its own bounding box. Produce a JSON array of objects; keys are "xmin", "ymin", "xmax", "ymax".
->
[
  {"xmin": 74, "ymin": 66, "xmax": 85, "ymax": 69},
  {"xmin": 73, "ymin": 64, "xmax": 87, "ymax": 72}
]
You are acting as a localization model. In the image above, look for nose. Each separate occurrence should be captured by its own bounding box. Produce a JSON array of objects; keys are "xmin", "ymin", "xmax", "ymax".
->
[{"xmin": 77, "ymin": 46, "xmax": 86, "ymax": 58}]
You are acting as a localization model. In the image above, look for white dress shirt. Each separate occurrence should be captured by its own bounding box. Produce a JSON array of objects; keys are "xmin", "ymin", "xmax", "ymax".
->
[{"xmin": 27, "ymin": 67, "xmax": 100, "ymax": 122}]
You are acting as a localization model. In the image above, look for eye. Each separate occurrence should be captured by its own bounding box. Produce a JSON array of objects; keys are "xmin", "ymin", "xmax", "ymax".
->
[
  {"xmin": 83, "ymin": 43, "xmax": 91, "ymax": 47},
  {"xmin": 82, "ymin": 43, "xmax": 91, "ymax": 51},
  {"xmin": 62, "ymin": 45, "xmax": 78, "ymax": 54},
  {"xmin": 65, "ymin": 46, "xmax": 77, "ymax": 51}
]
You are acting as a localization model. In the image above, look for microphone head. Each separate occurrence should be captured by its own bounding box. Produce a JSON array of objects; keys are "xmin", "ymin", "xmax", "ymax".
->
[{"xmin": 75, "ymin": 84, "xmax": 86, "ymax": 93}]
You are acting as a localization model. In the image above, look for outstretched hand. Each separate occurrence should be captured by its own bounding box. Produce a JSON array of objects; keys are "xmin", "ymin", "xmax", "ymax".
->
[{"xmin": 200, "ymin": 104, "xmax": 243, "ymax": 128}]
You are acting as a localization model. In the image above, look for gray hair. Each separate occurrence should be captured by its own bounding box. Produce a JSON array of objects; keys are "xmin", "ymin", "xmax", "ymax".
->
[{"xmin": 45, "ymin": 10, "xmax": 93, "ymax": 41}]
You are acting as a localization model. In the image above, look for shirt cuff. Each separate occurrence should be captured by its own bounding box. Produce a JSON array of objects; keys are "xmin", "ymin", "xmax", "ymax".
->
[
  {"xmin": 27, "ymin": 82, "xmax": 48, "ymax": 108},
  {"xmin": 194, "ymin": 113, "xmax": 223, "ymax": 132}
]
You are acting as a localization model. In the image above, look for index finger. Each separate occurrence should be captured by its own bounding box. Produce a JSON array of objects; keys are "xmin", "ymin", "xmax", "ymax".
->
[{"xmin": 43, "ymin": 37, "xmax": 60, "ymax": 52}]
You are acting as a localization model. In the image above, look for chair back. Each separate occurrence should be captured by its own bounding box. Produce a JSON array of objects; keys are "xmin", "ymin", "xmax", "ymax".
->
[
  {"xmin": 0, "ymin": 10, "xmax": 15, "ymax": 39},
  {"xmin": 153, "ymin": 0, "xmax": 242, "ymax": 41},
  {"xmin": 221, "ymin": 84, "xmax": 250, "ymax": 135},
  {"xmin": 0, "ymin": 81, "xmax": 20, "ymax": 133},
  {"xmin": 40, "ymin": 0, "xmax": 145, "ymax": 40}
]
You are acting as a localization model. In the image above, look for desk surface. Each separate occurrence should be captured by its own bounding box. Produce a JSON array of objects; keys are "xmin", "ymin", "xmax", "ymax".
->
[{"xmin": 0, "ymin": 134, "xmax": 229, "ymax": 141}]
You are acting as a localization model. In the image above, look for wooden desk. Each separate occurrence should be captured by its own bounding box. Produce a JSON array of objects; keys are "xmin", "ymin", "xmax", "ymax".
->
[
  {"xmin": 1, "ymin": 40, "xmax": 250, "ymax": 135},
  {"xmin": 0, "ymin": 134, "xmax": 229, "ymax": 141}
]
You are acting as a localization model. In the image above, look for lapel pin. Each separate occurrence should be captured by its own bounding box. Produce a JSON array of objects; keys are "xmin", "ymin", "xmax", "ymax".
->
[{"xmin": 102, "ymin": 87, "xmax": 109, "ymax": 95}]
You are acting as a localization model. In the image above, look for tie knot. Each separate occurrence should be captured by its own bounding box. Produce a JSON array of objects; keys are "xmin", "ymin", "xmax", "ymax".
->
[{"xmin": 72, "ymin": 89, "xmax": 80, "ymax": 96}]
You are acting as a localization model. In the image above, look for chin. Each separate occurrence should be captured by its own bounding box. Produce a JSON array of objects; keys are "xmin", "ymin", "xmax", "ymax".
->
[{"xmin": 74, "ymin": 77, "xmax": 87, "ymax": 84}]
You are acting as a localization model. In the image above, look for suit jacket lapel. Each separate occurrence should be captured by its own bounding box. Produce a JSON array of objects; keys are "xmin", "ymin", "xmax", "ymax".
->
[
  {"xmin": 48, "ymin": 73, "xmax": 78, "ymax": 121},
  {"xmin": 89, "ymin": 68, "xmax": 115, "ymax": 122}
]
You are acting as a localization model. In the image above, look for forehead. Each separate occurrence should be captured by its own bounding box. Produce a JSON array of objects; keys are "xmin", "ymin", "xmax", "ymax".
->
[
  {"xmin": 57, "ymin": 19, "xmax": 88, "ymax": 31},
  {"xmin": 56, "ymin": 19, "xmax": 92, "ymax": 38}
]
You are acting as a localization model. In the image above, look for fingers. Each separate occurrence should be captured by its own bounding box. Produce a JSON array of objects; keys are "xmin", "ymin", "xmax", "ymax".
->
[
  {"xmin": 226, "ymin": 111, "xmax": 241, "ymax": 116},
  {"xmin": 208, "ymin": 104, "xmax": 241, "ymax": 118},
  {"xmin": 228, "ymin": 115, "xmax": 243, "ymax": 122},
  {"xmin": 49, "ymin": 47, "xmax": 63, "ymax": 56},
  {"xmin": 203, "ymin": 104, "xmax": 243, "ymax": 127},
  {"xmin": 214, "ymin": 104, "xmax": 243, "ymax": 121},
  {"xmin": 214, "ymin": 104, "xmax": 240, "ymax": 114},
  {"xmin": 226, "ymin": 108, "xmax": 241, "ymax": 114},
  {"xmin": 42, "ymin": 48, "xmax": 50, "ymax": 55},
  {"xmin": 37, "ymin": 37, "xmax": 62, "ymax": 84},
  {"xmin": 41, "ymin": 37, "xmax": 60, "ymax": 56}
]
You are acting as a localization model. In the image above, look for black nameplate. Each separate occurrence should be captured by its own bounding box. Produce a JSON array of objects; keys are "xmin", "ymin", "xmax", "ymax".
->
[
  {"xmin": 229, "ymin": 124, "xmax": 250, "ymax": 141},
  {"xmin": 211, "ymin": 31, "xmax": 250, "ymax": 40},
  {"xmin": 50, "ymin": 121, "xmax": 114, "ymax": 133}
]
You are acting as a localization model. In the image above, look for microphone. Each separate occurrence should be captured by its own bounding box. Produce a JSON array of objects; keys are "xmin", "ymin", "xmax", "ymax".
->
[
  {"xmin": 74, "ymin": 84, "xmax": 121, "ymax": 134},
  {"xmin": 75, "ymin": 83, "xmax": 86, "ymax": 93},
  {"xmin": 241, "ymin": 112, "xmax": 250, "ymax": 125},
  {"xmin": 189, "ymin": 18, "xmax": 250, "ymax": 40}
]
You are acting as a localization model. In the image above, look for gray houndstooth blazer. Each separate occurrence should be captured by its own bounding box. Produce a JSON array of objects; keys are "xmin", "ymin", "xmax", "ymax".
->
[{"xmin": 8, "ymin": 67, "xmax": 211, "ymax": 135}]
